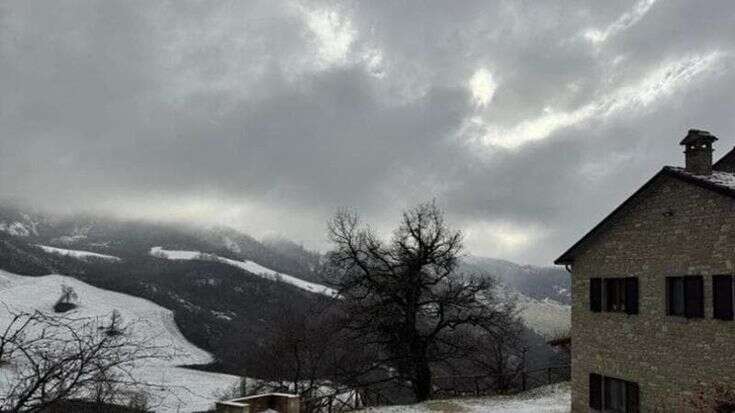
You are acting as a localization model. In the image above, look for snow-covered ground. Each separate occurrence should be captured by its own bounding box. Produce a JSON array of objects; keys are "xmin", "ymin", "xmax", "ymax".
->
[
  {"xmin": 150, "ymin": 246, "xmax": 338, "ymax": 297},
  {"xmin": 36, "ymin": 244, "xmax": 122, "ymax": 262},
  {"xmin": 0, "ymin": 270, "xmax": 241, "ymax": 412},
  {"xmin": 357, "ymin": 382, "xmax": 570, "ymax": 413}
]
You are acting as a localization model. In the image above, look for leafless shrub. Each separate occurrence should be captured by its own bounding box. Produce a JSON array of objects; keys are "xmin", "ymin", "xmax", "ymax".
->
[{"xmin": 53, "ymin": 284, "xmax": 79, "ymax": 313}]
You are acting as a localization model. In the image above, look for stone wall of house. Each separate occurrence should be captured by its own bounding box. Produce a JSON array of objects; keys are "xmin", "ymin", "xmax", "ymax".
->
[{"xmin": 570, "ymin": 173, "xmax": 735, "ymax": 412}]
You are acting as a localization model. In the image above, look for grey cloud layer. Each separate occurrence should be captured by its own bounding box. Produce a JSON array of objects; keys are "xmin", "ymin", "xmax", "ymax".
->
[{"xmin": 2, "ymin": 0, "xmax": 735, "ymax": 264}]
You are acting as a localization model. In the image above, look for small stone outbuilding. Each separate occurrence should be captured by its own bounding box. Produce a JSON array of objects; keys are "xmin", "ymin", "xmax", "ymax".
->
[
  {"xmin": 215, "ymin": 393, "xmax": 300, "ymax": 413},
  {"xmin": 556, "ymin": 129, "xmax": 735, "ymax": 412}
]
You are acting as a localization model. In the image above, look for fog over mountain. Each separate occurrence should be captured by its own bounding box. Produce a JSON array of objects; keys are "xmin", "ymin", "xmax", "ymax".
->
[{"xmin": 3, "ymin": 1, "xmax": 735, "ymax": 264}]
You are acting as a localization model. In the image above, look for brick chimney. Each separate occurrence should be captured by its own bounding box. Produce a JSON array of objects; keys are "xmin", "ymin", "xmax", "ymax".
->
[{"xmin": 680, "ymin": 129, "xmax": 717, "ymax": 175}]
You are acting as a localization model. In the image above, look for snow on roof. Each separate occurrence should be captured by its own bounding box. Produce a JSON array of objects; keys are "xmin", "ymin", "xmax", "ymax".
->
[{"xmin": 665, "ymin": 166, "xmax": 735, "ymax": 190}]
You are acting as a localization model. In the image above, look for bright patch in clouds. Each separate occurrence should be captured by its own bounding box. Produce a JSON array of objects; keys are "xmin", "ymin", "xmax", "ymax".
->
[
  {"xmin": 469, "ymin": 68, "xmax": 497, "ymax": 107},
  {"xmin": 475, "ymin": 51, "xmax": 723, "ymax": 149},
  {"xmin": 584, "ymin": 0, "xmax": 659, "ymax": 44},
  {"xmin": 299, "ymin": 4, "xmax": 356, "ymax": 68},
  {"xmin": 462, "ymin": 220, "xmax": 546, "ymax": 258}
]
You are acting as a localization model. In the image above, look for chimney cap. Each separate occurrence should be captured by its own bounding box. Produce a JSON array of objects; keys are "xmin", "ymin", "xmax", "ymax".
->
[{"xmin": 680, "ymin": 129, "xmax": 717, "ymax": 145}]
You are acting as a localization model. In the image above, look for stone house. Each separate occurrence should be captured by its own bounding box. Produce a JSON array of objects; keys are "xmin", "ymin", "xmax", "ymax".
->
[{"xmin": 555, "ymin": 129, "xmax": 735, "ymax": 412}]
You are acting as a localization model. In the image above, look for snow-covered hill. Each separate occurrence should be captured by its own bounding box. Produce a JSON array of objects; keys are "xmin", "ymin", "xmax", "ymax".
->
[
  {"xmin": 514, "ymin": 294, "xmax": 571, "ymax": 339},
  {"xmin": 150, "ymin": 246, "xmax": 338, "ymax": 297},
  {"xmin": 0, "ymin": 270, "xmax": 240, "ymax": 412},
  {"xmin": 357, "ymin": 382, "xmax": 570, "ymax": 412}
]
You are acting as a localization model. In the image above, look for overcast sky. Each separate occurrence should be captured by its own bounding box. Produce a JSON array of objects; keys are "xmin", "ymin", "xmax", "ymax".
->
[{"xmin": 2, "ymin": 0, "xmax": 735, "ymax": 265}]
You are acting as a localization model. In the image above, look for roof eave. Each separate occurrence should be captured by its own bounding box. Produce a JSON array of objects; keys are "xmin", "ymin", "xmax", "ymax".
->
[
  {"xmin": 553, "ymin": 167, "xmax": 671, "ymax": 267},
  {"xmin": 554, "ymin": 166, "xmax": 735, "ymax": 267}
]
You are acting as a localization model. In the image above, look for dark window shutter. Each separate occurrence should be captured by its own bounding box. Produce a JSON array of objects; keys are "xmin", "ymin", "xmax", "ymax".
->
[
  {"xmin": 589, "ymin": 373, "xmax": 602, "ymax": 410},
  {"xmin": 685, "ymin": 276, "xmax": 704, "ymax": 318},
  {"xmin": 590, "ymin": 278, "xmax": 602, "ymax": 312},
  {"xmin": 626, "ymin": 381, "xmax": 640, "ymax": 413},
  {"xmin": 625, "ymin": 277, "xmax": 639, "ymax": 315},
  {"xmin": 713, "ymin": 275, "xmax": 734, "ymax": 320},
  {"xmin": 666, "ymin": 277, "xmax": 672, "ymax": 315}
]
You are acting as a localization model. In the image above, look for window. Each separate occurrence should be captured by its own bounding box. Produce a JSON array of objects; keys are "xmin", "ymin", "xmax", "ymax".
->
[
  {"xmin": 666, "ymin": 276, "xmax": 704, "ymax": 318},
  {"xmin": 590, "ymin": 373, "xmax": 639, "ymax": 413},
  {"xmin": 605, "ymin": 377, "xmax": 626, "ymax": 413},
  {"xmin": 669, "ymin": 277, "xmax": 685, "ymax": 316},
  {"xmin": 606, "ymin": 279, "xmax": 626, "ymax": 312},
  {"xmin": 590, "ymin": 277, "xmax": 638, "ymax": 315},
  {"xmin": 713, "ymin": 275, "xmax": 734, "ymax": 320}
]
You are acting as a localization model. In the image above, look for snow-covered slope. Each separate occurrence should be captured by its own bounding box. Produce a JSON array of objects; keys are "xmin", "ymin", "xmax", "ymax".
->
[
  {"xmin": 493, "ymin": 286, "xmax": 570, "ymax": 339},
  {"xmin": 515, "ymin": 294, "xmax": 570, "ymax": 339},
  {"xmin": 150, "ymin": 247, "xmax": 338, "ymax": 297},
  {"xmin": 36, "ymin": 245, "xmax": 121, "ymax": 262},
  {"xmin": 0, "ymin": 270, "xmax": 240, "ymax": 412},
  {"xmin": 357, "ymin": 382, "xmax": 570, "ymax": 412}
]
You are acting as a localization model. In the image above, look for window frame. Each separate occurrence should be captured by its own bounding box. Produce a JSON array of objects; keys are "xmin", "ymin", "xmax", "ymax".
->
[
  {"xmin": 667, "ymin": 276, "xmax": 686, "ymax": 317},
  {"xmin": 605, "ymin": 278, "xmax": 627, "ymax": 313},
  {"xmin": 590, "ymin": 277, "xmax": 638, "ymax": 315},
  {"xmin": 589, "ymin": 373, "xmax": 639, "ymax": 413},
  {"xmin": 713, "ymin": 274, "xmax": 734, "ymax": 321},
  {"xmin": 666, "ymin": 275, "xmax": 704, "ymax": 319},
  {"xmin": 604, "ymin": 377, "xmax": 627, "ymax": 413}
]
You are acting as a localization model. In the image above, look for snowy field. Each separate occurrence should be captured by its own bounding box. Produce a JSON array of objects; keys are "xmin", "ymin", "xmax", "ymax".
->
[
  {"xmin": 36, "ymin": 244, "xmax": 122, "ymax": 262},
  {"xmin": 0, "ymin": 270, "xmax": 241, "ymax": 412},
  {"xmin": 357, "ymin": 382, "xmax": 570, "ymax": 413},
  {"xmin": 150, "ymin": 246, "xmax": 338, "ymax": 297}
]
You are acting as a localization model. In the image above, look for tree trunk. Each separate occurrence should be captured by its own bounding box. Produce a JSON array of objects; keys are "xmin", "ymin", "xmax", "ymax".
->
[{"xmin": 414, "ymin": 358, "xmax": 432, "ymax": 402}]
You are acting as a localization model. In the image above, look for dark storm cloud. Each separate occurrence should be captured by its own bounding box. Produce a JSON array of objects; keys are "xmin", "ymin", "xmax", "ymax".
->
[{"xmin": 2, "ymin": 0, "xmax": 735, "ymax": 264}]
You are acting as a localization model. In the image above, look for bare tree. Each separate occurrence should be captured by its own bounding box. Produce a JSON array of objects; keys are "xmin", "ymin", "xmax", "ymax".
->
[
  {"xmin": 460, "ymin": 311, "xmax": 528, "ymax": 393},
  {"xmin": 0, "ymin": 309, "xmax": 167, "ymax": 412},
  {"xmin": 326, "ymin": 201, "xmax": 521, "ymax": 401},
  {"xmin": 53, "ymin": 284, "xmax": 79, "ymax": 313},
  {"xmin": 250, "ymin": 302, "xmax": 367, "ymax": 402}
]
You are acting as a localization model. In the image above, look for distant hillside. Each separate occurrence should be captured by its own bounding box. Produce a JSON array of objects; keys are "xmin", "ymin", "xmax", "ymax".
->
[
  {"xmin": 0, "ymin": 204, "xmax": 569, "ymax": 376},
  {"xmin": 0, "ymin": 206, "xmax": 327, "ymax": 376},
  {"xmin": 461, "ymin": 256, "xmax": 571, "ymax": 305}
]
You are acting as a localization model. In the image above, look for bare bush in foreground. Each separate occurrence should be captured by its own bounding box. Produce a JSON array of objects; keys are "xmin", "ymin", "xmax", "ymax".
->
[{"xmin": 0, "ymin": 308, "xmax": 168, "ymax": 412}]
